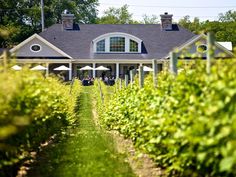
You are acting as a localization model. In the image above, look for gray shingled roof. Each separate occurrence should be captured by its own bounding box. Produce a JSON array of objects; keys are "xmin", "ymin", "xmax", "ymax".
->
[{"xmin": 40, "ymin": 24, "xmax": 196, "ymax": 59}]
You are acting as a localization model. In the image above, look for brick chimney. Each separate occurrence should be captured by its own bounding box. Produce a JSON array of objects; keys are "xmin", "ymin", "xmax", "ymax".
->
[
  {"xmin": 160, "ymin": 12, "xmax": 173, "ymax": 30},
  {"xmin": 61, "ymin": 10, "xmax": 74, "ymax": 30}
]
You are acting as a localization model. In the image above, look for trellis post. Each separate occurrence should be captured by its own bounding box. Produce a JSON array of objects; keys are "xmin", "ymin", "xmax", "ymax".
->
[
  {"xmin": 125, "ymin": 74, "xmax": 129, "ymax": 87},
  {"xmin": 207, "ymin": 32, "xmax": 215, "ymax": 75},
  {"xmin": 152, "ymin": 59, "xmax": 158, "ymax": 88},
  {"xmin": 130, "ymin": 70, "xmax": 135, "ymax": 87},
  {"xmin": 3, "ymin": 50, "xmax": 8, "ymax": 73},
  {"xmin": 119, "ymin": 78, "xmax": 122, "ymax": 90},
  {"xmin": 170, "ymin": 52, "xmax": 178, "ymax": 75},
  {"xmin": 139, "ymin": 65, "xmax": 144, "ymax": 88}
]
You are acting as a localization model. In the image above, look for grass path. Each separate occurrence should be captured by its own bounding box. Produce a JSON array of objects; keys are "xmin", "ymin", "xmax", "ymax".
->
[{"xmin": 26, "ymin": 86, "xmax": 135, "ymax": 177}]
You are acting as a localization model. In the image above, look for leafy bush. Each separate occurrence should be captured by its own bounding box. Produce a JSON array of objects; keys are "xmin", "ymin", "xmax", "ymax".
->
[
  {"xmin": 0, "ymin": 67, "xmax": 81, "ymax": 175},
  {"xmin": 101, "ymin": 60, "xmax": 236, "ymax": 176},
  {"xmin": 93, "ymin": 79, "xmax": 115, "ymax": 125}
]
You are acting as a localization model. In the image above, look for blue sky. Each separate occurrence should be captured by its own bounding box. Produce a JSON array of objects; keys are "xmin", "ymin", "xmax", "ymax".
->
[{"xmin": 98, "ymin": 0, "xmax": 236, "ymax": 22}]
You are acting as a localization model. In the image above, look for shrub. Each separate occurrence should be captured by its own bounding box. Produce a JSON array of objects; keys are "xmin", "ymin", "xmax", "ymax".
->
[
  {"xmin": 101, "ymin": 60, "xmax": 236, "ymax": 176},
  {"xmin": 0, "ymin": 67, "xmax": 81, "ymax": 175}
]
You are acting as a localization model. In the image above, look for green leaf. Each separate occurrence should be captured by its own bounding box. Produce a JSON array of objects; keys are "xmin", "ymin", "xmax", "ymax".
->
[{"xmin": 220, "ymin": 157, "xmax": 234, "ymax": 172}]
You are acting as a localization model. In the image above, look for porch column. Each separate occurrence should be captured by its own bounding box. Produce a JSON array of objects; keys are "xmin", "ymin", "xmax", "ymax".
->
[
  {"xmin": 93, "ymin": 63, "xmax": 96, "ymax": 78},
  {"xmin": 116, "ymin": 63, "xmax": 119, "ymax": 79},
  {"xmin": 73, "ymin": 64, "xmax": 77, "ymax": 78},
  {"xmin": 69, "ymin": 63, "xmax": 72, "ymax": 80},
  {"xmin": 46, "ymin": 63, "xmax": 49, "ymax": 77}
]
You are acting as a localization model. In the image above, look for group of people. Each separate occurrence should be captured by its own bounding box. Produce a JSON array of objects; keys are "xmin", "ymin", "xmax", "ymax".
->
[
  {"xmin": 82, "ymin": 76, "xmax": 94, "ymax": 86},
  {"xmin": 103, "ymin": 76, "xmax": 115, "ymax": 86},
  {"xmin": 81, "ymin": 76, "xmax": 115, "ymax": 86}
]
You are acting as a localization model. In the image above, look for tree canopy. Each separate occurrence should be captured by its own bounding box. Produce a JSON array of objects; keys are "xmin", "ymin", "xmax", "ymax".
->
[
  {"xmin": 219, "ymin": 10, "xmax": 236, "ymax": 22},
  {"xmin": 96, "ymin": 5, "xmax": 138, "ymax": 24},
  {"xmin": 97, "ymin": 5, "xmax": 159, "ymax": 24},
  {"xmin": 178, "ymin": 10, "xmax": 236, "ymax": 47},
  {"xmin": 141, "ymin": 14, "xmax": 159, "ymax": 24},
  {"xmin": 0, "ymin": 0, "xmax": 98, "ymax": 47}
]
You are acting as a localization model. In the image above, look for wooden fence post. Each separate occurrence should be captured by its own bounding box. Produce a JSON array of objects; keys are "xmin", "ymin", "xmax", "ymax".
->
[
  {"xmin": 115, "ymin": 79, "xmax": 118, "ymax": 92},
  {"xmin": 3, "ymin": 50, "xmax": 8, "ymax": 73},
  {"xmin": 119, "ymin": 78, "xmax": 122, "ymax": 90},
  {"xmin": 139, "ymin": 65, "xmax": 144, "ymax": 88},
  {"xmin": 152, "ymin": 59, "xmax": 158, "ymax": 88},
  {"xmin": 98, "ymin": 80, "xmax": 104, "ymax": 104},
  {"xmin": 130, "ymin": 70, "xmax": 133, "ymax": 86},
  {"xmin": 46, "ymin": 63, "xmax": 49, "ymax": 77},
  {"xmin": 170, "ymin": 52, "xmax": 178, "ymax": 75},
  {"xmin": 69, "ymin": 78, "xmax": 75, "ymax": 94},
  {"xmin": 125, "ymin": 74, "xmax": 129, "ymax": 87},
  {"xmin": 207, "ymin": 32, "xmax": 215, "ymax": 75},
  {"xmin": 130, "ymin": 70, "xmax": 135, "ymax": 87}
]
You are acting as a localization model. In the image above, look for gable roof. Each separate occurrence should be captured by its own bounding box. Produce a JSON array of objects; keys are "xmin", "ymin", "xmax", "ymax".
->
[
  {"xmin": 10, "ymin": 34, "xmax": 72, "ymax": 59},
  {"xmin": 39, "ymin": 24, "xmax": 196, "ymax": 59},
  {"xmin": 165, "ymin": 33, "xmax": 234, "ymax": 58},
  {"xmin": 217, "ymin": 42, "xmax": 232, "ymax": 51}
]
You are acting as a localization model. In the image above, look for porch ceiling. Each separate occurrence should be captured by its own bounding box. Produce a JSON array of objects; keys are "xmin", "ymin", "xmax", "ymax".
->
[{"xmin": 13, "ymin": 58, "xmax": 165, "ymax": 64}]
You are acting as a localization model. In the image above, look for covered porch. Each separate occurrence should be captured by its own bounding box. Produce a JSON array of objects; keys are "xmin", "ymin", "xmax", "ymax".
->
[
  {"xmin": 12, "ymin": 58, "xmax": 165, "ymax": 81},
  {"xmin": 73, "ymin": 59, "xmax": 165, "ymax": 80}
]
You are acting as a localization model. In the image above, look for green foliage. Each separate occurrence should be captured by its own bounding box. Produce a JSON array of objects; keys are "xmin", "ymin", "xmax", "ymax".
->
[
  {"xmin": 0, "ymin": 67, "xmax": 81, "ymax": 174},
  {"xmin": 29, "ymin": 86, "xmax": 135, "ymax": 177},
  {"xmin": 52, "ymin": 0, "xmax": 98, "ymax": 24},
  {"xmin": 178, "ymin": 10, "xmax": 236, "ymax": 47},
  {"xmin": 100, "ymin": 60, "xmax": 236, "ymax": 176},
  {"xmin": 97, "ymin": 5, "xmax": 138, "ymax": 24},
  {"xmin": 219, "ymin": 10, "xmax": 236, "ymax": 22},
  {"xmin": 93, "ymin": 80, "xmax": 115, "ymax": 124},
  {"xmin": 178, "ymin": 16, "xmax": 201, "ymax": 34},
  {"xmin": 0, "ymin": 0, "xmax": 98, "ymax": 47},
  {"xmin": 141, "ymin": 14, "xmax": 159, "ymax": 24}
]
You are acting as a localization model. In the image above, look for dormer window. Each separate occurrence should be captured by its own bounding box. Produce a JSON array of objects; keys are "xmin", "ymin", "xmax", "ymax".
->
[
  {"xmin": 130, "ymin": 39, "xmax": 138, "ymax": 52},
  {"xmin": 110, "ymin": 37, "xmax": 125, "ymax": 52},
  {"xmin": 93, "ymin": 32, "xmax": 142, "ymax": 53},
  {"xmin": 96, "ymin": 39, "xmax": 105, "ymax": 52}
]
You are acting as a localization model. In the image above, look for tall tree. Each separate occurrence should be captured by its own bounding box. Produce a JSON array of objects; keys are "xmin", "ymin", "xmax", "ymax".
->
[
  {"xmin": 141, "ymin": 14, "xmax": 159, "ymax": 24},
  {"xmin": 97, "ymin": 5, "xmax": 138, "ymax": 24},
  {"xmin": 178, "ymin": 15, "xmax": 191, "ymax": 29},
  {"xmin": 178, "ymin": 10, "xmax": 236, "ymax": 47},
  {"xmin": 219, "ymin": 10, "xmax": 236, "ymax": 22},
  {"xmin": 179, "ymin": 16, "xmax": 201, "ymax": 33},
  {"xmin": 52, "ymin": 0, "xmax": 98, "ymax": 24},
  {"xmin": 0, "ymin": 0, "xmax": 99, "ymax": 47}
]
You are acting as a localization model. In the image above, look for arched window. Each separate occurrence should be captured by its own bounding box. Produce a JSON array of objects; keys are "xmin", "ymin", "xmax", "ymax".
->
[
  {"xmin": 96, "ymin": 39, "xmax": 105, "ymax": 52},
  {"xmin": 93, "ymin": 32, "xmax": 142, "ymax": 53},
  {"xmin": 130, "ymin": 39, "xmax": 138, "ymax": 52},
  {"xmin": 110, "ymin": 37, "xmax": 125, "ymax": 52}
]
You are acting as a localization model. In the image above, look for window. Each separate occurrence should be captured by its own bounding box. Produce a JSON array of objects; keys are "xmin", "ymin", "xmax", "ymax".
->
[
  {"xmin": 93, "ymin": 32, "xmax": 142, "ymax": 53},
  {"xmin": 96, "ymin": 39, "xmax": 105, "ymax": 52},
  {"xmin": 197, "ymin": 44, "xmax": 207, "ymax": 53},
  {"xmin": 110, "ymin": 37, "xmax": 125, "ymax": 52},
  {"xmin": 30, "ymin": 44, "xmax": 41, "ymax": 52},
  {"xmin": 130, "ymin": 39, "xmax": 138, "ymax": 52}
]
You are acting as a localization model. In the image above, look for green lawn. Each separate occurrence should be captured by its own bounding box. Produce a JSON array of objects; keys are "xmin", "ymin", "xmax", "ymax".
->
[{"xmin": 27, "ymin": 86, "xmax": 135, "ymax": 177}]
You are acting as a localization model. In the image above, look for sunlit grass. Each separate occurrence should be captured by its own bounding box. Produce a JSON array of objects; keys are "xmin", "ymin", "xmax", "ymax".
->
[{"xmin": 27, "ymin": 86, "xmax": 135, "ymax": 177}]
